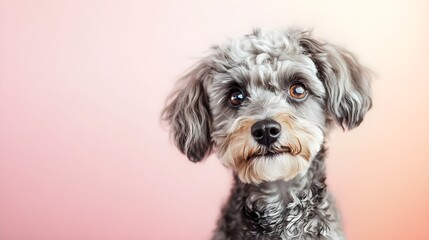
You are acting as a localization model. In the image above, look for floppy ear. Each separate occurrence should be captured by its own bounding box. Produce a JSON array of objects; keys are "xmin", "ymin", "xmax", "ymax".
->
[
  {"xmin": 299, "ymin": 31, "xmax": 372, "ymax": 130},
  {"xmin": 162, "ymin": 61, "xmax": 213, "ymax": 162}
]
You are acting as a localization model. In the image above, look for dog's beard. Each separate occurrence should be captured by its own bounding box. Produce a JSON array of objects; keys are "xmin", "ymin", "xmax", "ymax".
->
[{"xmin": 216, "ymin": 113, "xmax": 324, "ymax": 184}]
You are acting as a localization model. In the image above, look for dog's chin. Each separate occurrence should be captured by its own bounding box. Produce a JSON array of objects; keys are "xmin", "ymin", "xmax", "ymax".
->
[{"xmin": 236, "ymin": 153, "xmax": 310, "ymax": 184}]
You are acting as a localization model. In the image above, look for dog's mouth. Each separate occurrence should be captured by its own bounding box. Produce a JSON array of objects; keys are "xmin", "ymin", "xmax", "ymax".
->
[{"xmin": 247, "ymin": 146, "xmax": 291, "ymax": 162}]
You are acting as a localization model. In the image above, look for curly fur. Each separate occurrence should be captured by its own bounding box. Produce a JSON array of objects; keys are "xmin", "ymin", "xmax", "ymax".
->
[
  {"xmin": 162, "ymin": 28, "xmax": 372, "ymax": 239},
  {"xmin": 213, "ymin": 148, "xmax": 343, "ymax": 240}
]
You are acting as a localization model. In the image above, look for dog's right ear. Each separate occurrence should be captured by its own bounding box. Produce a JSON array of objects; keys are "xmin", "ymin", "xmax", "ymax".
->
[
  {"xmin": 162, "ymin": 60, "xmax": 213, "ymax": 162},
  {"xmin": 297, "ymin": 30, "xmax": 373, "ymax": 130}
]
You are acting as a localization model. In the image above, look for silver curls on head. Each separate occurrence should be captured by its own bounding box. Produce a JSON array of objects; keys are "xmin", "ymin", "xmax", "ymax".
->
[
  {"xmin": 298, "ymin": 31, "xmax": 373, "ymax": 130},
  {"xmin": 162, "ymin": 60, "xmax": 213, "ymax": 162}
]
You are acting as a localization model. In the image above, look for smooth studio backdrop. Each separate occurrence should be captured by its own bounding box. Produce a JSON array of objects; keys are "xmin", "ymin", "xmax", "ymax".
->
[{"xmin": 1, "ymin": 0, "xmax": 428, "ymax": 239}]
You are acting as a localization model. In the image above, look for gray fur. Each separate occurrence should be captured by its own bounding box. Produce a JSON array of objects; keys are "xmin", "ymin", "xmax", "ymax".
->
[
  {"xmin": 162, "ymin": 29, "xmax": 372, "ymax": 239},
  {"xmin": 212, "ymin": 148, "xmax": 343, "ymax": 240},
  {"xmin": 162, "ymin": 60, "xmax": 213, "ymax": 162},
  {"xmin": 298, "ymin": 31, "xmax": 372, "ymax": 129}
]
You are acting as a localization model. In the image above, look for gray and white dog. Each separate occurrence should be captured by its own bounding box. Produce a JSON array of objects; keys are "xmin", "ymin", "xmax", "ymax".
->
[{"xmin": 162, "ymin": 29, "xmax": 372, "ymax": 240}]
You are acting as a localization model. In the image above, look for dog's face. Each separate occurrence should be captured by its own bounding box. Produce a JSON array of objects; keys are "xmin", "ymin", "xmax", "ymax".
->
[{"xmin": 163, "ymin": 29, "xmax": 372, "ymax": 184}]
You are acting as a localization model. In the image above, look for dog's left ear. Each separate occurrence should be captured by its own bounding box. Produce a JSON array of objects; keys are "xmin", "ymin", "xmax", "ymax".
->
[
  {"xmin": 298, "ymin": 31, "xmax": 373, "ymax": 130},
  {"xmin": 162, "ymin": 60, "xmax": 213, "ymax": 162}
]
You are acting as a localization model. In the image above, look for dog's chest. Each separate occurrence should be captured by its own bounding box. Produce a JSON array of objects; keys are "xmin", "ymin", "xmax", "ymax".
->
[
  {"xmin": 240, "ymin": 180, "xmax": 332, "ymax": 239},
  {"xmin": 242, "ymin": 184, "xmax": 289, "ymax": 237}
]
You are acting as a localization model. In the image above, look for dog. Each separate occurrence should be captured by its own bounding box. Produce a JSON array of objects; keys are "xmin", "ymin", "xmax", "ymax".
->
[{"xmin": 162, "ymin": 29, "xmax": 372, "ymax": 239}]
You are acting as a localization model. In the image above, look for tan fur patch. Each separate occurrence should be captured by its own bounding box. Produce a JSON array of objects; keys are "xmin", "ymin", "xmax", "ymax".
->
[
  {"xmin": 274, "ymin": 113, "xmax": 312, "ymax": 161},
  {"xmin": 218, "ymin": 118, "xmax": 257, "ymax": 168}
]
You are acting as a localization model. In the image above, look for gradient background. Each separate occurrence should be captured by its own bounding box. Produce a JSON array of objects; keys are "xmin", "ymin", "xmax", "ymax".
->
[{"xmin": 1, "ymin": 0, "xmax": 428, "ymax": 239}]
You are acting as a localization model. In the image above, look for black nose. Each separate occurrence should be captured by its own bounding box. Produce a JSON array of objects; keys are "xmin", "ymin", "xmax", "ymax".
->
[{"xmin": 251, "ymin": 119, "xmax": 281, "ymax": 147}]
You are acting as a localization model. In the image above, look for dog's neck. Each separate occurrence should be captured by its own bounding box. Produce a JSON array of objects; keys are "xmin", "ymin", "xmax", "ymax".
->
[{"xmin": 224, "ymin": 146, "xmax": 330, "ymax": 238}]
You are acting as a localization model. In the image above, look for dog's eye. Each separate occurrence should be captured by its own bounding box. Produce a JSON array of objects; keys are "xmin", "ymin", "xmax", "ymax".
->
[
  {"xmin": 289, "ymin": 83, "xmax": 308, "ymax": 100},
  {"xmin": 228, "ymin": 89, "xmax": 246, "ymax": 107}
]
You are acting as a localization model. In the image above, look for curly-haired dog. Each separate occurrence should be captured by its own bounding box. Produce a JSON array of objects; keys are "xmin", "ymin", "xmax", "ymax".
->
[{"xmin": 162, "ymin": 29, "xmax": 372, "ymax": 239}]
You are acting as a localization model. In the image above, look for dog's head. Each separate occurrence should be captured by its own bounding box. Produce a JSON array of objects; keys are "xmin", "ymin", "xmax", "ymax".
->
[{"xmin": 162, "ymin": 29, "xmax": 372, "ymax": 184}]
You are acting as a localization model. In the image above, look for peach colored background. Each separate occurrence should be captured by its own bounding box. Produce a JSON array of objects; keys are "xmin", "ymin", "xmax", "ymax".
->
[{"xmin": 1, "ymin": 0, "xmax": 428, "ymax": 239}]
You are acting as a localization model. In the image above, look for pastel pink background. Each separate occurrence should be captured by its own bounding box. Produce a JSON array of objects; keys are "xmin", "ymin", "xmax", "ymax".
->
[{"xmin": 1, "ymin": 0, "xmax": 428, "ymax": 239}]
